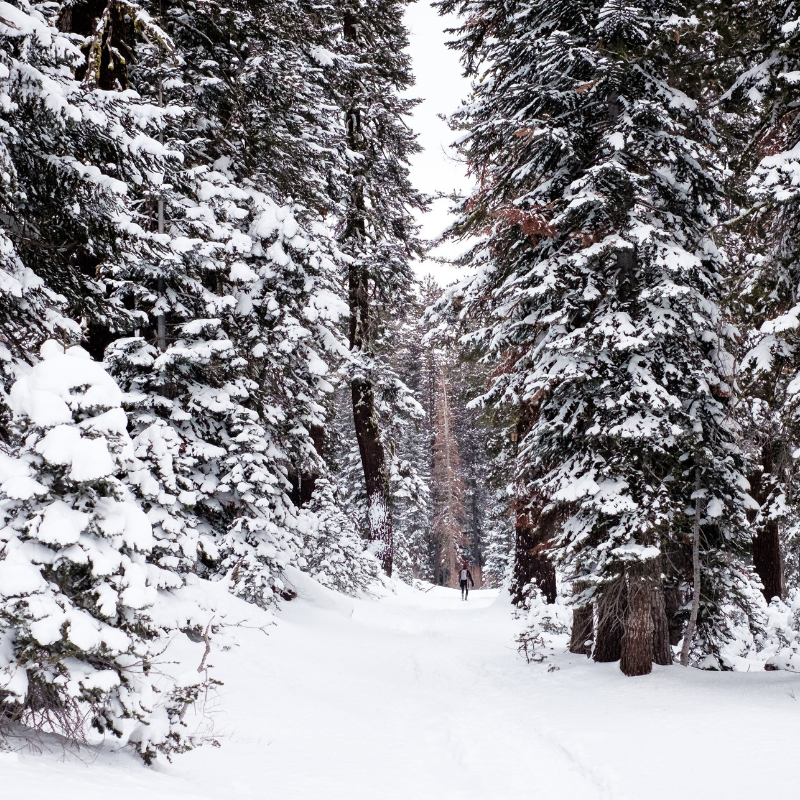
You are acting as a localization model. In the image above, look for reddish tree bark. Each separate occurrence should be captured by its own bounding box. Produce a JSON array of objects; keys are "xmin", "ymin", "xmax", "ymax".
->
[
  {"xmin": 432, "ymin": 373, "xmax": 468, "ymax": 587},
  {"xmin": 511, "ymin": 509, "xmax": 557, "ymax": 604},
  {"xmin": 510, "ymin": 403, "xmax": 557, "ymax": 604}
]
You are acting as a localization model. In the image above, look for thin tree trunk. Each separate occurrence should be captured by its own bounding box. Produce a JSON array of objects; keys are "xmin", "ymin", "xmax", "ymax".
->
[
  {"xmin": 621, "ymin": 562, "xmax": 654, "ymax": 676},
  {"xmin": 343, "ymin": 10, "xmax": 392, "ymax": 575},
  {"xmin": 157, "ymin": 192, "xmax": 166, "ymax": 352},
  {"xmin": 569, "ymin": 580, "xmax": 593, "ymax": 656},
  {"xmin": 680, "ymin": 467, "xmax": 703, "ymax": 667},
  {"xmin": 157, "ymin": 76, "xmax": 167, "ymax": 353},
  {"xmin": 593, "ymin": 578, "xmax": 625, "ymax": 662}
]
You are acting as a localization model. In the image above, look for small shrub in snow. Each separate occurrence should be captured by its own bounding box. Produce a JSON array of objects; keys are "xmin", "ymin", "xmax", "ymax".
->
[
  {"xmin": 0, "ymin": 343, "xmax": 206, "ymax": 761},
  {"xmin": 755, "ymin": 590, "xmax": 800, "ymax": 672},
  {"xmin": 301, "ymin": 479, "xmax": 380, "ymax": 596},
  {"xmin": 515, "ymin": 584, "xmax": 570, "ymax": 665}
]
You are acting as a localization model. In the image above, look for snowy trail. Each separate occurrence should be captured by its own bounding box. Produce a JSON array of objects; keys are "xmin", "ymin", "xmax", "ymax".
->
[{"xmin": 5, "ymin": 575, "xmax": 800, "ymax": 799}]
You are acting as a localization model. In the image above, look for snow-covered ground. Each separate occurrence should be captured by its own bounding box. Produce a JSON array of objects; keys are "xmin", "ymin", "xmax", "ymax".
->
[{"xmin": 4, "ymin": 573, "xmax": 800, "ymax": 799}]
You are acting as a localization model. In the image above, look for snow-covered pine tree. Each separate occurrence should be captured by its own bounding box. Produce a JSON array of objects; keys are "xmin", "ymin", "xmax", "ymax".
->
[
  {"xmin": 727, "ymin": 0, "xmax": 800, "ymax": 601},
  {"xmin": 0, "ymin": 0, "xmax": 80, "ymax": 404},
  {"xmin": 440, "ymin": 0, "xmax": 760, "ymax": 673},
  {"xmin": 327, "ymin": 316, "xmax": 429, "ymax": 583},
  {"xmin": 0, "ymin": 0, "xmax": 379, "ymax": 606},
  {"xmin": 1, "ymin": 0, "xmax": 182, "ymax": 362},
  {"xmin": 333, "ymin": 0, "xmax": 426, "ymax": 576},
  {"xmin": 0, "ymin": 342, "xmax": 204, "ymax": 761},
  {"xmin": 97, "ymin": 0, "xmax": 379, "ymax": 603},
  {"xmin": 379, "ymin": 292, "xmax": 434, "ymax": 582}
]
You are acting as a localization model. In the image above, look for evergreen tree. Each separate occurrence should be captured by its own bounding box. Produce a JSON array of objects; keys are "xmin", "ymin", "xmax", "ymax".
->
[
  {"xmin": 0, "ymin": 342, "xmax": 203, "ymax": 761},
  {"xmin": 731, "ymin": 0, "xmax": 800, "ymax": 602},
  {"xmin": 440, "ymin": 0, "xmax": 761, "ymax": 673},
  {"xmin": 101, "ymin": 0, "xmax": 364, "ymax": 604},
  {"xmin": 334, "ymin": 0, "xmax": 426, "ymax": 575}
]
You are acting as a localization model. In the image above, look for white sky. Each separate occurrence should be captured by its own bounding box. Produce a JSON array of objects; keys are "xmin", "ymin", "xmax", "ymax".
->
[{"xmin": 404, "ymin": 0, "xmax": 473, "ymax": 287}]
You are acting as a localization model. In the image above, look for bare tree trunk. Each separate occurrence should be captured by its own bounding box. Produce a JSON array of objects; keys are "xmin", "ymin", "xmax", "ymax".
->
[
  {"xmin": 432, "ymin": 372, "xmax": 468, "ymax": 587},
  {"xmin": 157, "ymin": 76, "xmax": 167, "ymax": 354},
  {"xmin": 594, "ymin": 578, "xmax": 625, "ymax": 662},
  {"xmin": 569, "ymin": 580, "xmax": 593, "ymax": 656},
  {"xmin": 680, "ymin": 467, "xmax": 703, "ymax": 667},
  {"xmin": 621, "ymin": 562, "xmax": 654, "ymax": 676}
]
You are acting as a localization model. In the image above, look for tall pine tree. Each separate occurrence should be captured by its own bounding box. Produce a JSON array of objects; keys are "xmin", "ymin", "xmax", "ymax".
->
[{"xmin": 440, "ymin": 0, "xmax": 761, "ymax": 673}]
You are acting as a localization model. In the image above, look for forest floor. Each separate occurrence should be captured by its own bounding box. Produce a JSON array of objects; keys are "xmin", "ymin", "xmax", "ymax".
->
[{"xmin": 3, "ymin": 572, "xmax": 800, "ymax": 799}]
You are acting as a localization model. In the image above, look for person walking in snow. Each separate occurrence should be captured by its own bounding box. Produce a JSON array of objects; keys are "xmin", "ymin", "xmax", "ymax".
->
[{"xmin": 459, "ymin": 562, "xmax": 475, "ymax": 600}]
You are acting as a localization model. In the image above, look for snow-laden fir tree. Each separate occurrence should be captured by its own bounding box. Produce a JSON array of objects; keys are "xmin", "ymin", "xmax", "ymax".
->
[
  {"xmin": 101, "ymin": 0, "xmax": 378, "ymax": 602},
  {"xmin": 379, "ymin": 291, "xmax": 435, "ymax": 581},
  {"xmin": 2, "ymin": 0, "xmax": 382, "ymax": 612},
  {"xmin": 333, "ymin": 0, "xmax": 427, "ymax": 575},
  {"xmin": 0, "ymin": 0, "xmax": 182, "ymax": 362},
  {"xmin": 726, "ymin": 0, "xmax": 800, "ymax": 601},
  {"xmin": 0, "ymin": 342, "xmax": 205, "ymax": 761},
  {"xmin": 439, "ymin": 0, "xmax": 762, "ymax": 673},
  {"xmin": 328, "ymin": 344, "xmax": 429, "ymax": 582}
]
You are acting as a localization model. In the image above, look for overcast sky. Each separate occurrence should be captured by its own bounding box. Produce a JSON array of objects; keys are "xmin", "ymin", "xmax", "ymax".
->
[{"xmin": 404, "ymin": 1, "xmax": 473, "ymax": 287}]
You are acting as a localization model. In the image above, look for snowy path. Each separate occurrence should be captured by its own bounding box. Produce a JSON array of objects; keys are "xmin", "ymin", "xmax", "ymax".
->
[{"xmin": 5, "ymin": 574, "xmax": 800, "ymax": 799}]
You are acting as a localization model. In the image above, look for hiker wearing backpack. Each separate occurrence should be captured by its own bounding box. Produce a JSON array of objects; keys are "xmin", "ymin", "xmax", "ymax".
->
[{"xmin": 459, "ymin": 562, "xmax": 475, "ymax": 601}]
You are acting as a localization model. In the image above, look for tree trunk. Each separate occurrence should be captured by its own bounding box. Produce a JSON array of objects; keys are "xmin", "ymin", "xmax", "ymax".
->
[
  {"xmin": 753, "ymin": 520, "xmax": 784, "ymax": 602},
  {"xmin": 352, "ymin": 375, "xmax": 393, "ymax": 575},
  {"xmin": 432, "ymin": 371, "xmax": 468, "ymax": 587},
  {"xmin": 621, "ymin": 562, "xmax": 654, "ymax": 676},
  {"xmin": 289, "ymin": 425, "xmax": 325, "ymax": 508},
  {"xmin": 569, "ymin": 580, "xmax": 593, "ymax": 656},
  {"xmin": 593, "ymin": 578, "xmax": 624, "ymax": 662},
  {"xmin": 510, "ymin": 404, "xmax": 557, "ymax": 604},
  {"xmin": 650, "ymin": 559, "xmax": 672, "ymax": 666},
  {"xmin": 664, "ymin": 586, "xmax": 684, "ymax": 646},
  {"xmin": 680, "ymin": 467, "xmax": 703, "ymax": 667},
  {"xmin": 511, "ymin": 512, "xmax": 557, "ymax": 604},
  {"xmin": 342, "ymin": 8, "xmax": 393, "ymax": 576},
  {"xmin": 749, "ymin": 443, "xmax": 785, "ymax": 602}
]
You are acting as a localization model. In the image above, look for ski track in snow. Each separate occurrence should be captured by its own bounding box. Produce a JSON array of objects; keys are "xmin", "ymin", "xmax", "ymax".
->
[{"xmin": 4, "ymin": 576, "xmax": 800, "ymax": 799}]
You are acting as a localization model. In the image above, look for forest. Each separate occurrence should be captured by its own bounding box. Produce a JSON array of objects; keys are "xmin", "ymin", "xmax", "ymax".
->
[{"xmin": 2, "ymin": 0, "xmax": 800, "ymax": 794}]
